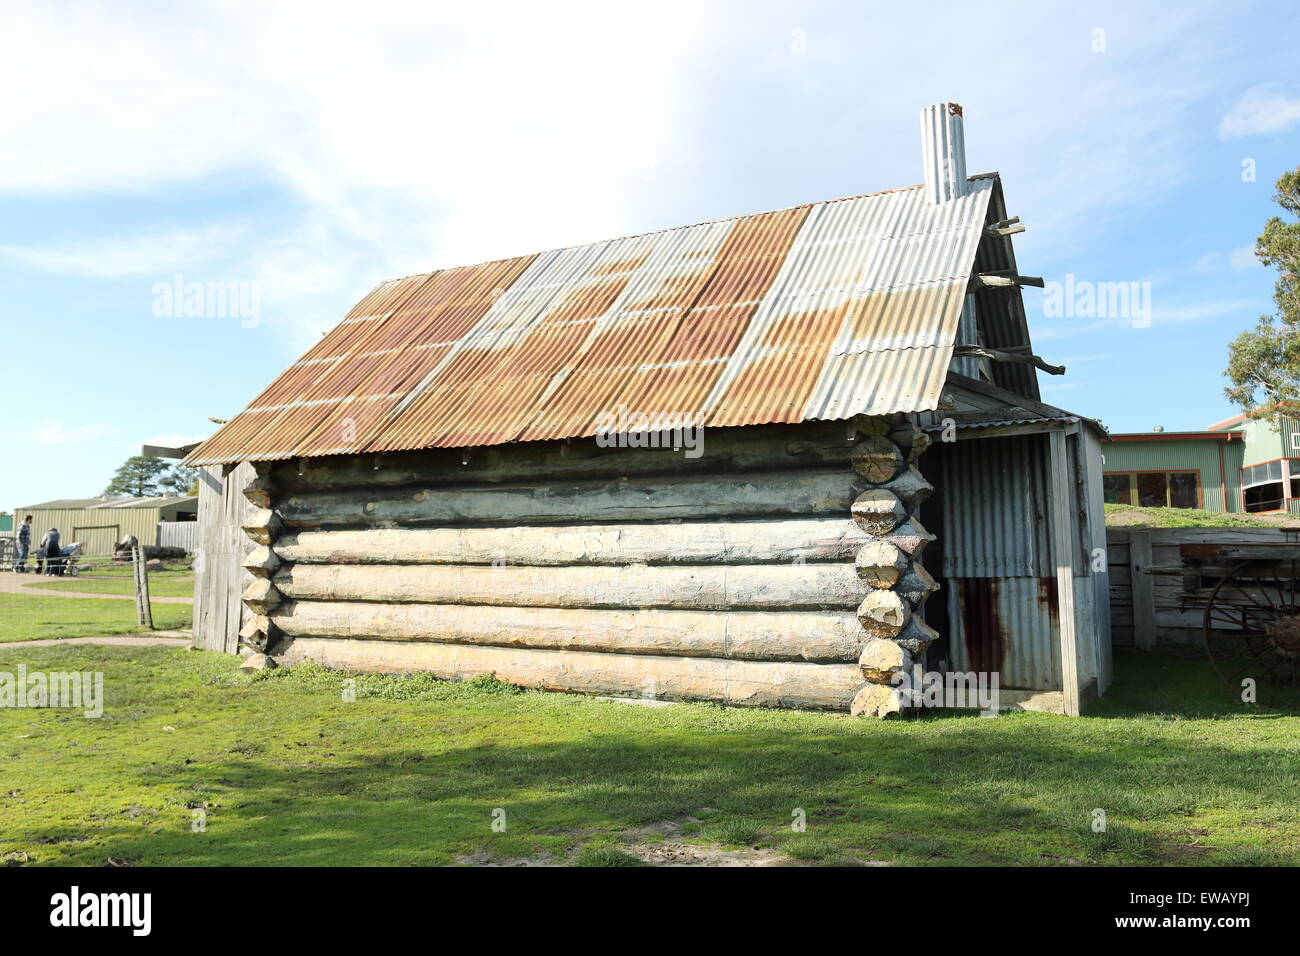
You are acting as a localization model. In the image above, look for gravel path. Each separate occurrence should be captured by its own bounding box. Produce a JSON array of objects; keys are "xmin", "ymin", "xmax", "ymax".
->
[
  {"xmin": 0, "ymin": 570, "xmax": 193, "ymax": 603},
  {"xmin": 0, "ymin": 633, "xmax": 191, "ymax": 650}
]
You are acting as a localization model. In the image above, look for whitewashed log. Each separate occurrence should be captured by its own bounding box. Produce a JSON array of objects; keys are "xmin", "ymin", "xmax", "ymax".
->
[
  {"xmin": 876, "ymin": 465, "xmax": 933, "ymax": 512},
  {"xmin": 242, "ymin": 578, "xmax": 282, "ymax": 615},
  {"xmin": 886, "ymin": 518, "xmax": 935, "ymax": 557},
  {"xmin": 274, "ymin": 517, "xmax": 868, "ymax": 567},
  {"xmin": 896, "ymin": 564, "xmax": 940, "ymax": 605},
  {"xmin": 855, "ymin": 540, "xmax": 909, "ymax": 587},
  {"xmin": 243, "ymin": 475, "xmax": 275, "ymax": 509},
  {"xmin": 238, "ymin": 616, "xmax": 264, "ymax": 649},
  {"xmin": 270, "ymin": 422, "xmax": 857, "ymax": 493},
  {"xmin": 888, "ymin": 420, "xmax": 930, "ymax": 461},
  {"xmin": 858, "ymin": 638, "xmax": 911, "ymax": 682},
  {"xmin": 850, "ymin": 682, "xmax": 904, "ymax": 718},
  {"xmin": 851, "ymin": 489, "xmax": 905, "ymax": 535},
  {"xmin": 270, "ymin": 600, "xmax": 866, "ymax": 662},
  {"xmin": 276, "ymin": 637, "xmax": 863, "ymax": 710},
  {"xmin": 855, "ymin": 415, "xmax": 897, "ymax": 438},
  {"xmin": 241, "ymin": 546, "xmax": 281, "ymax": 578},
  {"xmin": 857, "ymin": 589, "xmax": 909, "ymax": 638},
  {"xmin": 277, "ymin": 468, "xmax": 859, "ymax": 529},
  {"xmin": 850, "ymin": 437, "xmax": 903, "ymax": 483},
  {"xmin": 895, "ymin": 617, "xmax": 939, "ymax": 654},
  {"xmin": 242, "ymin": 509, "xmax": 283, "ymax": 546},
  {"xmin": 273, "ymin": 562, "xmax": 864, "ymax": 611}
]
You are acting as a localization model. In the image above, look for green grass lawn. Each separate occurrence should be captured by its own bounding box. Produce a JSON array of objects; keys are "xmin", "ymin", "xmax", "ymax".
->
[
  {"xmin": 1104, "ymin": 503, "xmax": 1296, "ymax": 528},
  {"xmin": 21, "ymin": 563, "xmax": 195, "ymax": 599},
  {"xmin": 0, "ymin": 593, "xmax": 192, "ymax": 642},
  {"xmin": 0, "ymin": 645, "xmax": 1295, "ymax": 867}
]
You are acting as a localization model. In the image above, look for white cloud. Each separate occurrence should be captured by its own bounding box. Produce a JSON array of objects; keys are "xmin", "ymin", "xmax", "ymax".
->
[
  {"xmin": 1219, "ymin": 83, "xmax": 1300, "ymax": 139},
  {"xmin": 1193, "ymin": 252, "xmax": 1221, "ymax": 273},
  {"xmin": 0, "ymin": 0, "xmax": 718, "ymax": 350},
  {"xmin": 24, "ymin": 420, "xmax": 114, "ymax": 444},
  {"xmin": 0, "ymin": 224, "xmax": 245, "ymax": 277},
  {"xmin": 1229, "ymin": 244, "xmax": 1261, "ymax": 270}
]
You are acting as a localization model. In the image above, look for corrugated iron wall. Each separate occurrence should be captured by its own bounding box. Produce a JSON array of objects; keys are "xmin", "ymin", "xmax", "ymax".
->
[
  {"xmin": 932, "ymin": 429, "xmax": 1106, "ymax": 694},
  {"xmin": 14, "ymin": 506, "xmax": 176, "ymax": 555},
  {"xmin": 1101, "ymin": 438, "xmax": 1240, "ymax": 512},
  {"xmin": 940, "ymin": 433, "xmax": 1053, "ymax": 578}
]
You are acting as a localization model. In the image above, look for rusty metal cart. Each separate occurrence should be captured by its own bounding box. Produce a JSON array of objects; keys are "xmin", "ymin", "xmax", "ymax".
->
[{"xmin": 1181, "ymin": 541, "xmax": 1300, "ymax": 710}]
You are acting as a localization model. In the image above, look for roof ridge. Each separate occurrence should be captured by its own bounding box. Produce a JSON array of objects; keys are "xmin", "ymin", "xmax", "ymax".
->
[{"xmin": 374, "ymin": 181, "xmax": 970, "ymax": 285}]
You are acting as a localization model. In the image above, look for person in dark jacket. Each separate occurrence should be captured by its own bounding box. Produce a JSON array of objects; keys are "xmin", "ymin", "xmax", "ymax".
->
[
  {"xmin": 12, "ymin": 515, "xmax": 32, "ymax": 572},
  {"xmin": 40, "ymin": 527, "xmax": 62, "ymax": 576}
]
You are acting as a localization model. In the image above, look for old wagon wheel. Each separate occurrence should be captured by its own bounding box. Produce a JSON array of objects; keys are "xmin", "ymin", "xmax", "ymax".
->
[{"xmin": 1203, "ymin": 559, "xmax": 1300, "ymax": 710}]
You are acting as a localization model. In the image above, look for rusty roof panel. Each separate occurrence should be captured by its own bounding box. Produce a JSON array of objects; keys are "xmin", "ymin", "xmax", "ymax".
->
[{"xmin": 187, "ymin": 178, "xmax": 997, "ymax": 465}]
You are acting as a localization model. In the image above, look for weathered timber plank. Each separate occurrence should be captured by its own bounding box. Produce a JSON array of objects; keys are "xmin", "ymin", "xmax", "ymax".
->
[
  {"xmin": 276, "ymin": 637, "xmax": 864, "ymax": 710},
  {"xmin": 269, "ymin": 422, "xmax": 857, "ymax": 495},
  {"xmin": 271, "ymin": 600, "xmax": 866, "ymax": 662},
  {"xmin": 275, "ymin": 516, "xmax": 866, "ymax": 567},
  {"xmin": 1130, "ymin": 530, "xmax": 1155, "ymax": 651},
  {"xmin": 274, "ymin": 562, "xmax": 864, "ymax": 611},
  {"xmin": 278, "ymin": 468, "xmax": 859, "ymax": 529}
]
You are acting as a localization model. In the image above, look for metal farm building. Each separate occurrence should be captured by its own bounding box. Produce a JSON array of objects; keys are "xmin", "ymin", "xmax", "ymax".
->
[
  {"xmin": 12, "ymin": 495, "xmax": 198, "ymax": 555},
  {"xmin": 187, "ymin": 104, "xmax": 1111, "ymax": 716}
]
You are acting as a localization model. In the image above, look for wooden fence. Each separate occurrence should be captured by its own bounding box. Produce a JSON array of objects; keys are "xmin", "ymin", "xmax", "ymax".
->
[
  {"xmin": 158, "ymin": 520, "xmax": 200, "ymax": 552},
  {"xmin": 1107, "ymin": 526, "xmax": 1300, "ymax": 647}
]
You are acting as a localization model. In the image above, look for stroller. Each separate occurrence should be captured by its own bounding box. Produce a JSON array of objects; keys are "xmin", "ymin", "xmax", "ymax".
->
[
  {"xmin": 35, "ymin": 542, "xmax": 82, "ymax": 577},
  {"xmin": 60, "ymin": 542, "xmax": 83, "ymax": 577}
]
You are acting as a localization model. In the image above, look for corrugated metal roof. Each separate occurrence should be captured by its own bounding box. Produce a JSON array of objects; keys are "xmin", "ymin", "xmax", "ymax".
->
[
  {"xmin": 188, "ymin": 177, "xmax": 997, "ymax": 465},
  {"xmin": 16, "ymin": 495, "xmax": 198, "ymax": 510}
]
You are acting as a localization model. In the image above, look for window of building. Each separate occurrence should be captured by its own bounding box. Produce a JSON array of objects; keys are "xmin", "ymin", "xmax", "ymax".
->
[
  {"xmin": 1241, "ymin": 459, "xmax": 1297, "ymax": 512},
  {"xmin": 1103, "ymin": 472, "xmax": 1199, "ymax": 508},
  {"xmin": 1102, "ymin": 473, "xmax": 1130, "ymax": 504}
]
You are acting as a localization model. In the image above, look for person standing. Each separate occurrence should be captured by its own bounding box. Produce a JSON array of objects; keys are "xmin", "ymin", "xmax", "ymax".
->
[
  {"xmin": 12, "ymin": 515, "xmax": 32, "ymax": 572},
  {"xmin": 40, "ymin": 526, "xmax": 61, "ymax": 576}
]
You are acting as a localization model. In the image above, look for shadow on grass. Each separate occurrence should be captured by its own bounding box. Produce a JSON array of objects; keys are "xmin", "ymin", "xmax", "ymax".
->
[
  {"xmin": 1089, "ymin": 648, "xmax": 1296, "ymax": 720},
  {"xmin": 17, "ymin": 713, "xmax": 1296, "ymax": 867},
  {"xmin": 4, "ymin": 645, "xmax": 1297, "ymax": 867}
]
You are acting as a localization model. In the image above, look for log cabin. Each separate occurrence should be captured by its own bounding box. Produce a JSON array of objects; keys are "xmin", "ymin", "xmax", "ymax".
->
[{"xmin": 186, "ymin": 103, "xmax": 1112, "ymax": 716}]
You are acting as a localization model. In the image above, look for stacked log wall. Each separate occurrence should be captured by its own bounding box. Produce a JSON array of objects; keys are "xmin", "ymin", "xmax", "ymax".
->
[{"xmin": 248, "ymin": 421, "xmax": 925, "ymax": 710}]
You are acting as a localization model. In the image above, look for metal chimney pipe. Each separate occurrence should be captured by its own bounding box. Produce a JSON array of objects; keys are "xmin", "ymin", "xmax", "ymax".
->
[{"xmin": 920, "ymin": 103, "xmax": 968, "ymax": 204}]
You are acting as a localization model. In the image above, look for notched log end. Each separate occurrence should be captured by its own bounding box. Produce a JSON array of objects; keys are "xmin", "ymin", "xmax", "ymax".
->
[
  {"xmin": 850, "ymin": 682, "xmax": 904, "ymax": 718},
  {"xmin": 241, "ymin": 545, "xmax": 282, "ymax": 578},
  {"xmin": 242, "ymin": 578, "xmax": 282, "ymax": 615},
  {"xmin": 242, "ymin": 509, "xmax": 284, "ymax": 547},
  {"xmin": 243, "ymin": 474, "xmax": 275, "ymax": 509},
  {"xmin": 851, "ymin": 489, "xmax": 906, "ymax": 536}
]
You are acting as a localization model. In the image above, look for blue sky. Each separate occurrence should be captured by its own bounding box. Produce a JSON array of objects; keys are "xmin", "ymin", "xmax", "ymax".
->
[{"xmin": 1, "ymin": 0, "xmax": 1297, "ymax": 511}]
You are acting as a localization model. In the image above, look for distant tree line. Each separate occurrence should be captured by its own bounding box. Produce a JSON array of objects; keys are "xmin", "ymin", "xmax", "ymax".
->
[{"xmin": 104, "ymin": 456, "xmax": 200, "ymax": 498}]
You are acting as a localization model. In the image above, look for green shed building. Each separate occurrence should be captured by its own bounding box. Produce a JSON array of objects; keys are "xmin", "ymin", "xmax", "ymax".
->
[{"xmin": 1104, "ymin": 408, "xmax": 1300, "ymax": 514}]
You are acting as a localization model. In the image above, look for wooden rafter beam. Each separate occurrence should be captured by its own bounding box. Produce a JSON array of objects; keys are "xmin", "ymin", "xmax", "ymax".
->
[{"xmin": 952, "ymin": 344, "xmax": 1066, "ymax": 376}]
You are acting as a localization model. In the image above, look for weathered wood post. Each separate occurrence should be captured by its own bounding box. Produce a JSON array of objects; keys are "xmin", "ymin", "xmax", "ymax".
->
[
  {"xmin": 238, "ymin": 464, "xmax": 283, "ymax": 659},
  {"xmin": 1129, "ymin": 529, "xmax": 1155, "ymax": 651},
  {"xmin": 849, "ymin": 415, "xmax": 937, "ymax": 717},
  {"xmin": 131, "ymin": 538, "xmax": 154, "ymax": 630}
]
